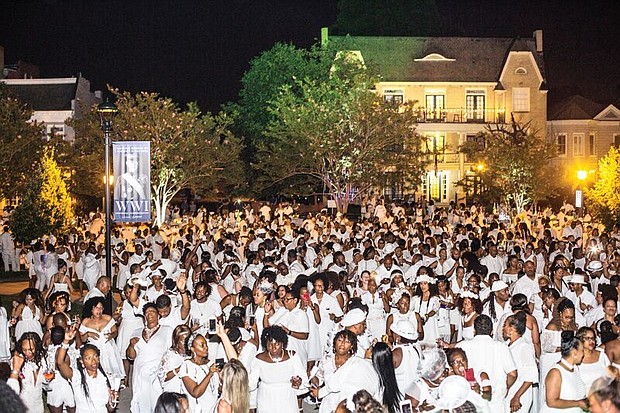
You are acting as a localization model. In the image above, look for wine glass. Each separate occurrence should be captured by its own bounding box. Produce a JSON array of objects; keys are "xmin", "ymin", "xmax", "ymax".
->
[{"xmin": 42, "ymin": 369, "xmax": 55, "ymax": 391}]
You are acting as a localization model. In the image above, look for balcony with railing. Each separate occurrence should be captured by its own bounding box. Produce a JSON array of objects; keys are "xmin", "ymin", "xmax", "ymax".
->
[{"xmin": 415, "ymin": 107, "xmax": 506, "ymax": 124}]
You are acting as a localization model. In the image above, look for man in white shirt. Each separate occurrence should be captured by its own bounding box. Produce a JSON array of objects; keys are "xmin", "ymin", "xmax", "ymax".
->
[
  {"xmin": 480, "ymin": 244, "xmax": 506, "ymax": 278},
  {"xmin": 482, "ymin": 280, "xmax": 511, "ymax": 329},
  {"xmin": 0, "ymin": 226, "xmax": 18, "ymax": 272},
  {"xmin": 512, "ymin": 260, "xmax": 540, "ymax": 301},
  {"xmin": 457, "ymin": 315, "xmax": 518, "ymax": 412}
]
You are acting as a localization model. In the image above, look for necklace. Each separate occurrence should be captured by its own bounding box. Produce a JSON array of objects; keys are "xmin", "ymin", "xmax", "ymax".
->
[
  {"xmin": 268, "ymin": 351, "xmax": 285, "ymax": 363},
  {"xmin": 143, "ymin": 324, "xmax": 160, "ymax": 342}
]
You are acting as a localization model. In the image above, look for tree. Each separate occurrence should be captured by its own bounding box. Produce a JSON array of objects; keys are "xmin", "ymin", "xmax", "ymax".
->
[
  {"xmin": 10, "ymin": 147, "xmax": 74, "ymax": 243},
  {"xmin": 586, "ymin": 146, "xmax": 620, "ymax": 228},
  {"xmin": 458, "ymin": 116, "xmax": 556, "ymax": 213},
  {"xmin": 257, "ymin": 64, "xmax": 427, "ymax": 214},
  {"xmin": 334, "ymin": 0, "xmax": 441, "ymax": 36},
  {"xmin": 0, "ymin": 84, "xmax": 47, "ymax": 199},
  {"xmin": 67, "ymin": 89, "xmax": 244, "ymax": 226},
  {"xmin": 227, "ymin": 42, "xmax": 335, "ymax": 193}
]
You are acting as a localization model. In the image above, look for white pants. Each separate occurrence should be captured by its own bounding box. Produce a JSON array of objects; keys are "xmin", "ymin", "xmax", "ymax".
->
[{"xmin": 1, "ymin": 251, "xmax": 18, "ymax": 272}]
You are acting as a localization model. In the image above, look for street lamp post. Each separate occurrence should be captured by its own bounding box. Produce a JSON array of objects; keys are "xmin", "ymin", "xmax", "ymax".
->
[{"xmin": 98, "ymin": 101, "xmax": 118, "ymax": 280}]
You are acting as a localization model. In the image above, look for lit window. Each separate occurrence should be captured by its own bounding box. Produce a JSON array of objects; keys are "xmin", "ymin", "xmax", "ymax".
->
[
  {"xmin": 573, "ymin": 133, "xmax": 585, "ymax": 156},
  {"xmin": 557, "ymin": 134, "xmax": 567, "ymax": 156},
  {"xmin": 512, "ymin": 88, "xmax": 530, "ymax": 112},
  {"xmin": 383, "ymin": 89, "xmax": 404, "ymax": 105}
]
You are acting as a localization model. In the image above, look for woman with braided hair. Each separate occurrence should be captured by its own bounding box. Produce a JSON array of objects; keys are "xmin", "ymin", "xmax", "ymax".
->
[
  {"xmin": 7, "ymin": 331, "xmax": 48, "ymax": 412},
  {"xmin": 56, "ymin": 325, "xmax": 118, "ymax": 412}
]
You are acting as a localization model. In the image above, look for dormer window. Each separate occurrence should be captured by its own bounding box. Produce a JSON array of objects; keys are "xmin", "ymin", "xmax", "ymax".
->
[
  {"xmin": 514, "ymin": 67, "xmax": 527, "ymax": 75},
  {"xmin": 414, "ymin": 53, "xmax": 455, "ymax": 62}
]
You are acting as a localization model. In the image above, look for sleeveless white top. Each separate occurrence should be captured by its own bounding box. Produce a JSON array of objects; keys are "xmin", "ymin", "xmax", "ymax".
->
[{"xmin": 540, "ymin": 363, "xmax": 586, "ymax": 413}]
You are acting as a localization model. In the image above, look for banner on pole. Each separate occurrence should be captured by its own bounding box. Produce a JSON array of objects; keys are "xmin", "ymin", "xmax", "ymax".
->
[{"xmin": 113, "ymin": 141, "xmax": 151, "ymax": 222}]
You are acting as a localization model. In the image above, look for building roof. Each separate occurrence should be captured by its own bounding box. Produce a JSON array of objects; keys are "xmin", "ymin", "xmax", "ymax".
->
[
  {"xmin": 327, "ymin": 35, "xmax": 545, "ymax": 84},
  {"xmin": 549, "ymin": 95, "xmax": 606, "ymax": 120},
  {"xmin": 1, "ymin": 78, "xmax": 78, "ymax": 111}
]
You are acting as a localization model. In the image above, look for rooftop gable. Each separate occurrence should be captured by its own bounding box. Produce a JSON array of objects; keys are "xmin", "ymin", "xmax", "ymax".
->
[
  {"xmin": 549, "ymin": 95, "xmax": 605, "ymax": 120},
  {"xmin": 326, "ymin": 34, "xmax": 544, "ymax": 84}
]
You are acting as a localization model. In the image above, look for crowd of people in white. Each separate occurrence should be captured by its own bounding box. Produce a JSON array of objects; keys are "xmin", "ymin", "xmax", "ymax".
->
[{"xmin": 2, "ymin": 200, "xmax": 620, "ymax": 413}]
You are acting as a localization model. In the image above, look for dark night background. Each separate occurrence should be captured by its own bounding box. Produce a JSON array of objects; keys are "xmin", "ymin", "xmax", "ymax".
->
[{"xmin": 1, "ymin": 0, "xmax": 619, "ymax": 112}]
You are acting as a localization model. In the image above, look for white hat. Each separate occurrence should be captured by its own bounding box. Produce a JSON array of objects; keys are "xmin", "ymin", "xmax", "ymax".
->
[
  {"xmin": 570, "ymin": 274, "xmax": 587, "ymax": 285},
  {"xmin": 390, "ymin": 320, "xmax": 418, "ymax": 341},
  {"xmin": 282, "ymin": 234, "xmax": 293, "ymax": 242},
  {"xmin": 587, "ymin": 261, "xmax": 603, "ymax": 272},
  {"xmin": 341, "ymin": 309, "xmax": 367, "ymax": 327},
  {"xmin": 491, "ymin": 280, "xmax": 509, "ymax": 292},
  {"xmin": 332, "ymin": 243, "xmax": 342, "ymax": 252},
  {"xmin": 256, "ymin": 228, "xmax": 266, "ymax": 236},
  {"xmin": 416, "ymin": 273, "xmax": 435, "ymax": 284},
  {"xmin": 149, "ymin": 269, "xmax": 164, "ymax": 279},
  {"xmin": 434, "ymin": 375, "xmax": 472, "ymax": 411}
]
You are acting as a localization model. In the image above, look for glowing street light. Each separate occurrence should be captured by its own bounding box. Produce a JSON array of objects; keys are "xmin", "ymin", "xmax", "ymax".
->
[{"xmin": 577, "ymin": 170, "xmax": 587, "ymax": 181}]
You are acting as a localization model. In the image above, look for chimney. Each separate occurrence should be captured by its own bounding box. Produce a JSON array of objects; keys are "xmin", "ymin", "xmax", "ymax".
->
[{"xmin": 533, "ymin": 30, "xmax": 543, "ymax": 53}]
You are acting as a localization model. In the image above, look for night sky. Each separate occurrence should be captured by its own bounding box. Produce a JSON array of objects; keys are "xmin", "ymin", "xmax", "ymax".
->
[{"xmin": 1, "ymin": 0, "xmax": 619, "ymax": 112}]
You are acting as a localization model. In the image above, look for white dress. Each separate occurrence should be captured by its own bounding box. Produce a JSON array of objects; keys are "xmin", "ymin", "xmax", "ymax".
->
[
  {"xmin": 577, "ymin": 349, "xmax": 610, "ymax": 393},
  {"xmin": 116, "ymin": 299, "xmax": 146, "ymax": 360},
  {"xmin": 540, "ymin": 364, "xmax": 586, "ymax": 413},
  {"xmin": 72, "ymin": 369, "xmax": 110, "ymax": 413},
  {"xmin": 130, "ymin": 325, "xmax": 173, "ymax": 413},
  {"xmin": 0, "ymin": 307, "xmax": 10, "ymax": 361},
  {"xmin": 508, "ymin": 337, "xmax": 538, "ymax": 413},
  {"xmin": 249, "ymin": 353, "xmax": 308, "ymax": 413},
  {"xmin": 15, "ymin": 305, "xmax": 43, "ymax": 339},
  {"xmin": 540, "ymin": 329, "xmax": 562, "ymax": 408},
  {"xmin": 158, "ymin": 349, "xmax": 186, "ymax": 393},
  {"xmin": 412, "ymin": 295, "xmax": 440, "ymax": 344},
  {"xmin": 312, "ymin": 293, "xmax": 344, "ymax": 356},
  {"xmin": 79, "ymin": 318, "xmax": 125, "ymax": 378},
  {"xmin": 361, "ymin": 291, "xmax": 386, "ymax": 340},
  {"xmin": 178, "ymin": 359, "xmax": 220, "ymax": 413},
  {"xmin": 269, "ymin": 307, "xmax": 310, "ymax": 366},
  {"xmin": 8, "ymin": 359, "xmax": 47, "ymax": 413},
  {"xmin": 317, "ymin": 355, "xmax": 382, "ymax": 413}
]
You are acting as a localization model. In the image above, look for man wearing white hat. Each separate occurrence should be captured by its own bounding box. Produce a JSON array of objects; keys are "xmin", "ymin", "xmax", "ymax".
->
[
  {"xmin": 566, "ymin": 273, "xmax": 596, "ymax": 325},
  {"xmin": 390, "ymin": 320, "xmax": 421, "ymax": 392},
  {"xmin": 482, "ymin": 280, "xmax": 511, "ymax": 328},
  {"xmin": 587, "ymin": 260, "xmax": 608, "ymax": 295}
]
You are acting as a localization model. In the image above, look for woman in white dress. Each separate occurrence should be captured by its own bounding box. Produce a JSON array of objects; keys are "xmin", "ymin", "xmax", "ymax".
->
[
  {"xmin": 158, "ymin": 324, "xmax": 191, "ymax": 393},
  {"xmin": 12, "ymin": 288, "xmax": 45, "ymax": 340},
  {"xmin": 249, "ymin": 326, "xmax": 308, "ymax": 413},
  {"xmin": 411, "ymin": 273, "xmax": 440, "ymax": 345},
  {"xmin": 56, "ymin": 326, "xmax": 117, "ymax": 413},
  {"xmin": 541, "ymin": 330, "xmax": 589, "ymax": 412},
  {"xmin": 44, "ymin": 259, "xmax": 76, "ymax": 303},
  {"xmin": 127, "ymin": 303, "xmax": 173, "ymax": 413},
  {"xmin": 309, "ymin": 329, "xmax": 381, "ymax": 413},
  {"xmin": 386, "ymin": 292, "xmax": 423, "ymax": 343},
  {"xmin": 312, "ymin": 274, "xmax": 344, "ymax": 357},
  {"xmin": 7, "ymin": 332, "xmax": 48, "ymax": 413},
  {"xmin": 456, "ymin": 291, "xmax": 482, "ymax": 341},
  {"xmin": 115, "ymin": 283, "xmax": 145, "ymax": 383},
  {"xmin": 540, "ymin": 298, "xmax": 578, "ymax": 410},
  {"xmin": 504, "ymin": 312, "xmax": 538, "ymax": 413},
  {"xmin": 251, "ymin": 281, "xmax": 273, "ymax": 348},
  {"xmin": 178, "ymin": 332, "xmax": 221, "ymax": 413},
  {"xmin": 576, "ymin": 327, "xmax": 610, "ymax": 393},
  {"xmin": 79, "ymin": 297, "xmax": 124, "ymax": 378},
  {"xmin": 361, "ymin": 278, "xmax": 389, "ymax": 340}
]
